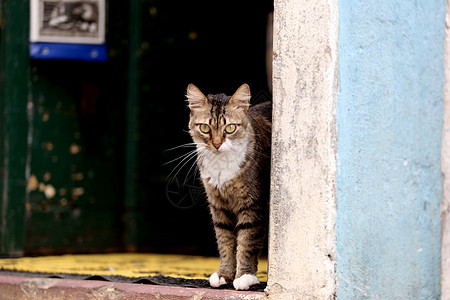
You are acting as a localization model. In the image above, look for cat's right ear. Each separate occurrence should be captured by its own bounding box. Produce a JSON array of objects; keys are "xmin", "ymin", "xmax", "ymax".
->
[
  {"xmin": 186, "ymin": 84, "xmax": 207, "ymax": 110},
  {"xmin": 230, "ymin": 84, "xmax": 251, "ymax": 112}
]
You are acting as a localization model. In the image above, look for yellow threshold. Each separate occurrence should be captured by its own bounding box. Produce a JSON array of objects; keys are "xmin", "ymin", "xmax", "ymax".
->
[{"xmin": 0, "ymin": 253, "xmax": 268, "ymax": 282}]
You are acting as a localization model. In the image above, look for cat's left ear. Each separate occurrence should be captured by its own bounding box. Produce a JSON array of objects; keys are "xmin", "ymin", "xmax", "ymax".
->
[
  {"xmin": 230, "ymin": 84, "xmax": 251, "ymax": 112},
  {"xmin": 186, "ymin": 84, "xmax": 208, "ymax": 110}
]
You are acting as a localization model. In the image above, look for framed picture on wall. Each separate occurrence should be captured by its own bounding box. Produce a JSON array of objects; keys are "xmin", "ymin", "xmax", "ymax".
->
[
  {"xmin": 29, "ymin": 0, "xmax": 107, "ymax": 61},
  {"xmin": 30, "ymin": 0, "xmax": 105, "ymax": 45}
]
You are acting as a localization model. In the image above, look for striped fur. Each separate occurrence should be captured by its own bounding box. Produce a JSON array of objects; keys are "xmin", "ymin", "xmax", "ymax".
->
[{"xmin": 187, "ymin": 84, "xmax": 272, "ymax": 290}]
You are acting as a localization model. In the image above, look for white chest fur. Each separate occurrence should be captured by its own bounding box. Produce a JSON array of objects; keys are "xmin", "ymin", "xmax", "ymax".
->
[{"xmin": 198, "ymin": 137, "xmax": 248, "ymax": 188}]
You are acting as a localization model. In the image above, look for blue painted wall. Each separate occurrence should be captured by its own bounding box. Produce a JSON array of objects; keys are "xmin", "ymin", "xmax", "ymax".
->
[{"xmin": 337, "ymin": 1, "xmax": 445, "ymax": 299}]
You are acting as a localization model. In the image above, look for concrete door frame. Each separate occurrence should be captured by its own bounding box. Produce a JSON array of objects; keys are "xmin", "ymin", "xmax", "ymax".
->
[{"xmin": 266, "ymin": 0, "xmax": 339, "ymax": 298}]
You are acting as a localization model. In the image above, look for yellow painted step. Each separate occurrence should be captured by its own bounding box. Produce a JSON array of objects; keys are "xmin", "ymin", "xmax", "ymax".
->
[{"xmin": 0, "ymin": 253, "xmax": 268, "ymax": 281}]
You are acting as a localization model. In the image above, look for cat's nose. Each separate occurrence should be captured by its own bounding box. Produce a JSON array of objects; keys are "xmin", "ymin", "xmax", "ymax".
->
[{"xmin": 212, "ymin": 142, "xmax": 222, "ymax": 150}]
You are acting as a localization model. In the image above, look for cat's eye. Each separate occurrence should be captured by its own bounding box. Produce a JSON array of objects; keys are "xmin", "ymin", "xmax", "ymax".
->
[
  {"xmin": 199, "ymin": 124, "xmax": 211, "ymax": 134},
  {"xmin": 224, "ymin": 124, "xmax": 237, "ymax": 134}
]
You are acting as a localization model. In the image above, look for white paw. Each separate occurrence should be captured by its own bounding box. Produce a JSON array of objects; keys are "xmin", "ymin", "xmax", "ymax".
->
[
  {"xmin": 233, "ymin": 274, "xmax": 260, "ymax": 290},
  {"xmin": 209, "ymin": 272, "xmax": 227, "ymax": 288}
]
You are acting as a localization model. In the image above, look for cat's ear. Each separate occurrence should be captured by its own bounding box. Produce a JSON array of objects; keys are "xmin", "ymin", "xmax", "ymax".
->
[
  {"xmin": 186, "ymin": 84, "xmax": 207, "ymax": 110},
  {"xmin": 230, "ymin": 84, "xmax": 251, "ymax": 112}
]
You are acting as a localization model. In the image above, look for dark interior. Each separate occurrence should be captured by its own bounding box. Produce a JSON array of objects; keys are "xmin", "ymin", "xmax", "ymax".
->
[{"xmin": 135, "ymin": 0, "xmax": 273, "ymax": 255}]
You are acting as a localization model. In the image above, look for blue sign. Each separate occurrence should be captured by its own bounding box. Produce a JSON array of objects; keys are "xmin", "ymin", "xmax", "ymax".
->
[
  {"xmin": 30, "ymin": 0, "xmax": 106, "ymax": 62},
  {"xmin": 30, "ymin": 42, "xmax": 107, "ymax": 62}
]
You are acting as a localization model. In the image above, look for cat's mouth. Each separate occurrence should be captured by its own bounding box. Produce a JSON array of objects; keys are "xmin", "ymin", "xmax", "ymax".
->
[
  {"xmin": 207, "ymin": 145, "xmax": 225, "ymax": 154},
  {"xmin": 210, "ymin": 148, "xmax": 222, "ymax": 154}
]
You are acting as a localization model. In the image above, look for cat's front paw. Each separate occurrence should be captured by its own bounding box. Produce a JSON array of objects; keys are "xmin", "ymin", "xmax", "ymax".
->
[
  {"xmin": 209, "ymin": 272, "xmax": 227, "ymax": 288},
  {"xmin": 233, "ymin": 274, "xmax": 260, "ymax": 290}
]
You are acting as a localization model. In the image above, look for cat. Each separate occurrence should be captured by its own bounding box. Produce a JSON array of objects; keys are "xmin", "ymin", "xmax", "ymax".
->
[{"xmin": 186, "ymin": 83, "xmax": 272, "ymax": 290}]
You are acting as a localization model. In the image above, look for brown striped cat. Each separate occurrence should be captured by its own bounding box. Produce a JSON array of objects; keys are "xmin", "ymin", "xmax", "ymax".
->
[{"xmin": 186, "ymin": 84, "xmax": 272, "ymax": 290}]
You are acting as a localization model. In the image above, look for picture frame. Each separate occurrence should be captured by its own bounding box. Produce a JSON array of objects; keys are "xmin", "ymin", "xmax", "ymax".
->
[{"xmin": 30, "ymin": 0, "xmax": 105, "ymax": 45}]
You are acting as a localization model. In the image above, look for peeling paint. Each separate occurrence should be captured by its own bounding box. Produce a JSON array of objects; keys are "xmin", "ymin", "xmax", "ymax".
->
[
  {"xmin": 20, "ymin": 278, "xmax": 60, "ymax": 298},
  {"xmin": 72, "ymin": 187, "xmax": 85, "ymax": 199},
  {"xmin": 1, "ymin": 140, "xmax": 9, "ymax": 255},
  {"xmin": 40, "ymin": 202, "xmax": 50, "ymax": 212},
  {"xmin": 190, "ymin": 291, "xmax": 205, "ymax": 300},
  {"xmin": 72, "ymin": 172, "xmax": 84, "ymax": 181},
  {"xmin": 43, "ymin": 171, "xmax": 51, "ymax": 182},
  {"xmin": 73, "ymin": 209, "xmax": 81, "ymax": 218},
  {"xmin": 44, "ymin": 185, "xmax": 56, "ymax": 199},
  {"xmin": 42, "ymin": 142, "xmax": 54, "ymax": 151},
  {"xmin": 241, "ymin": 294, "xmax": 267, "ymax": 300},
  {"xmin": 27, "ymin": 175, "xmax": 38, "ymax": 191},
  {"xmin": 59, "ymin": 188, "xmax": 67, "ymax": 196},
  {"xmin": 25, "ymin": 92, "xmax": 34, "ymax": 220},
  {"xmin": 69, "ymin": 143, "xmax": 81, "ymax": 155},
  {"xmin": 91, "ymin": 285, "xmax": 123, "ymax": 300}
]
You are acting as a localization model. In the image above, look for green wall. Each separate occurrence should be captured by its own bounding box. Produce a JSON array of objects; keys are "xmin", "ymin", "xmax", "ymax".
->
[{"xmin": 0, "ymin": 0, "xmax": 128, "ymax": 255}]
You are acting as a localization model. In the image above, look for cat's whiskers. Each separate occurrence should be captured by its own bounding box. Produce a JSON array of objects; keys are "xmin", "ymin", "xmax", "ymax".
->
[
  {"xmin": 165, "ymin": 142, "xmax": 202, "ymax": 152},
  {"xmin": 245, "ymin": 152, "xmax": 262, "ymax": 170},
  {"xmin": 165, "ymin": 141, "xmax": 208, "ymax": 184},
  {"xmin": 163, "ymin": 142, "xmax": 205, "ymax": 167},
  {"xmin": 194, "ymin": 145, "xmax": 208, "ymax": 164},
  {"xmin": 166, "ymin": 148, "xmax": 201, "ymax": 182},
  {"xmin": 163, "ymin": 149, "xmax": 197, "ymax": 166},
  {"xmin": 250, "ymin": 147, "xmax": 270, "ymax": 160},
  {"xmin": 183, "ymin": 147, "xmax": 208, "ymax": 185}
]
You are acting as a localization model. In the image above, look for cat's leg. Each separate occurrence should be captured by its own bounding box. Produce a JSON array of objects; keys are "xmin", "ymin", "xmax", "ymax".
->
[
  {"xmin": 209, "ymin": 205, "xmax": 237, "ymax": 287},
  {"xmin": 233, "ymin": 209, "xmax": 265, "ymax": 290}
]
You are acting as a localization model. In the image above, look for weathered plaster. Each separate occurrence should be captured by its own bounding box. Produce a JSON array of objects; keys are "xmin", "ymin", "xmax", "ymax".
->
[
  {"xmin": 337, "ymin": 1, "xmax": 445, "ymax": 298},
  {"xmin": 442, "ymin": 0, "xmax": 450, "ymax": 298},
  {"xmin": 267, "ymin": 0, "xmax": 338, "ymax": 299}
]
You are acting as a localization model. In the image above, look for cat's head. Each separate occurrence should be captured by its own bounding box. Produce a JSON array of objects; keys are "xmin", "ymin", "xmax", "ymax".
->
[{"xmin": 186, "ymin": 84, "xmax": 251, "ymax": 153}]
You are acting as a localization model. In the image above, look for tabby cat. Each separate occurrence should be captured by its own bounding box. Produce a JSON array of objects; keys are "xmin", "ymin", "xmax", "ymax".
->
[{"xmin": 186, "ymin": 83, "xmax": 272, "ymax": 290}]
